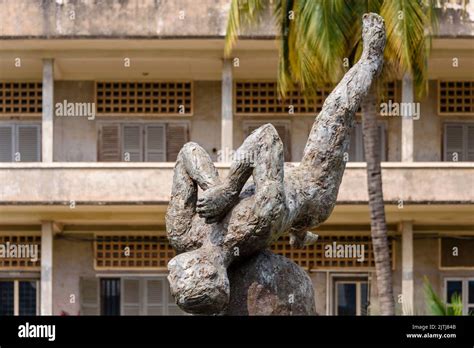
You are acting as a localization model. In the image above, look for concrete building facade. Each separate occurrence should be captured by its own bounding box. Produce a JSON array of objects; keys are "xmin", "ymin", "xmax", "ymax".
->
[{"xmin": 0, "ymin": 0, "xmax": 473, "ymax": 316}]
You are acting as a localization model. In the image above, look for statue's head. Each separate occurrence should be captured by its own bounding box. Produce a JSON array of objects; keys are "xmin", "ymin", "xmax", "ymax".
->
[
  {"xmin": 362, "ymin": 13, "xmax": 386, "ymax": 58},
  {"xmin": 167, "ymin": 249, "xmax": 229, "ymax": 314}
]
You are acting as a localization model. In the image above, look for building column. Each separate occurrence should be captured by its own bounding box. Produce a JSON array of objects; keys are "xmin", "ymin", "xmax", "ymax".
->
[
  {"xmin": 220, "ymin": 58, "xmax": 233, "ymax": 162},
  {"xmin": 401, "ymin": 74, "xmax": 414, "ymax": 162},
  {"xmin": 41, "ymin": 221, "xmax": 54, "ymax": 315},
  {"xmin": 42, "ymin": 59, "xmax": 54, "ymax": 163},
  {"xmin": 401, "ymin": 220, "xmax": 414, "ymax": 314}
]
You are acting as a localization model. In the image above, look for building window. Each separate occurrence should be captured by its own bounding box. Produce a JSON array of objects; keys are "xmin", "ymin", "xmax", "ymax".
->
[
  {"xmin": 100, "ymin": 278, "xmax": 120, "ymax": 316},
  {"xmin": 443, "ymin": 123, "xmax": 474, "ymax": 162},
  {"xmin": 271, "ymin": 234, "xmax": 395, "ymax": 270},
  {"xmin": 440, "ymin": 237, "xmax": 474, "ymax": 268},
  {"xmin": 81, "ymin": 276, "xmax": 185, "ymax": 316},
  {"xmin": 0, "ymin": 82, "xmax": 42, "ymax": 115},
  {"xmin": 445, "ymin": 278, "xmax": 474, "ymax": 315},
  {"xmin": 98, "ymin": 122, "xmax": 189, "ymax": 162},
  {"xmin": 334, "ymin": 278, "xmax": 369, "ymax": 316},
  {"xmin": 234, "ymin": 81, "xmax": 398, "ymax": 116},
  {"xmin": 0, "ymin": 280, "xmax": 39, "ymax": 316},
  {"xmin": 96, "ymin": 82, "xmax": 193, "ymax": 115},
  {"xmin": 347, "ymin": 122, "xmax": 386, "ymax": 162},
  {"xmin": 0, "ymin": 123, "xmax": 41, "ymax": 162},
  {"xmin": 0, "ymin": 234, "xmax": 41, "ymax": 270},
  {"xmin": 438, "ymin": 81, "xmax": 474, "ymax": 115},
  {"xmin": 235, "ymin": 81, "xmax": 329, "ymax": 115},
  {"xmin": 94, "ymin": 235, "xmax": 174, "ymax": 270},
  {"xmin": 0, "ymin": 281, "xmax": 14, "ymax": 315},
  {"xmin": 243, "ymin": 122, "xmax": 292, "ymax": 161}
]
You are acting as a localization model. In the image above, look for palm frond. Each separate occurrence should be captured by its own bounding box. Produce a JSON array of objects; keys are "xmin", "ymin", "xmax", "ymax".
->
[
  {"xmin": 424, "ymin": 276, "xmax": 465, "ymax": 316},
  {"xmin": 424, "ymin": 0, "xmax": 440, "ymax": 35},
  {"xmin": 297, "ymin": 0, "xmax": 353, "ymax": 83},
  {"xmin": 424, "ymin": 277, "xmax": 449, "ymax": 315},
  {"xmin": 224, "ymin": 0, "xmax": 267, "ymax": 57},
  {"xmin": 277, "ymin": 0, "xmax": 295, "ymax": 96},
  {"xmin": 277, "ymin": 0, "xmax": 356, "ymax": 97},
  {"xmin": 347, "ymin": 0, "xmax": 383, "ymax": 66},
  {"xmin": 450, "ymin": 293, "xmax": 464, "ymax": 316},
  {"xmin": 381, "ymin": 0, "xmax": 433, "ymax": 98},
  {"xmin": 226, "ymin": 0, "xmax": 441, "ymax": 100}
]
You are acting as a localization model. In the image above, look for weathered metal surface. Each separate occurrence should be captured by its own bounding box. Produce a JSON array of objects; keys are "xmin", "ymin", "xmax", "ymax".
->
[{"xmin": 166, "ymin": 13, "xmax": 387, "ymax": 315}]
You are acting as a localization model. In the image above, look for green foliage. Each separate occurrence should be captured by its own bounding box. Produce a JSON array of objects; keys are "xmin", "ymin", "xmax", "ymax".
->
[
  {"xmin": 224, "ymin": 0, "xmax": 440, "ymax": 98},
  {"xmin": 424, "ymin": 277, "xmax": 463, "ymax": 316},
  {"xmin": 225, "ymin": 0, "xmax": 267, "ymax": 57},
  {"xmin": 381, "ymin": 0, "xmax": 437, "ymax": 98}
]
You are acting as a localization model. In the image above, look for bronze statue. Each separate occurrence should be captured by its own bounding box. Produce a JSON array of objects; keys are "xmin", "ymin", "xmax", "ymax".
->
[{"xmin": 166, "ymin": 13, "xmax": 386, "ymax": 315}]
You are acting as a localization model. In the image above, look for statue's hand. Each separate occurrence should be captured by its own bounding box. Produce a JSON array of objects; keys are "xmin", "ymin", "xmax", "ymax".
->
[{"xmin": 196, "ymin": 183, "xmax": 240, "ymax": 224}]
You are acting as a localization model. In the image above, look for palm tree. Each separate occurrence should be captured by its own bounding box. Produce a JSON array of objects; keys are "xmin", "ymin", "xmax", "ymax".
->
[{"xmin": 225, "ymin": 0, "xmax": 438, "ymax": 315}]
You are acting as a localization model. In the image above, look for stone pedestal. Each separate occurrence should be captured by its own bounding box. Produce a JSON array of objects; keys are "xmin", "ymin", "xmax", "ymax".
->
[{"xmin": 226, "ymin": 250, "xmax": 316, "ymax": 315}]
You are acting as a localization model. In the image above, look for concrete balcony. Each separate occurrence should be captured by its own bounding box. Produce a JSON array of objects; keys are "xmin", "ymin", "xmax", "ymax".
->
[
  {"xmin": 0, "ymin": 162, "xmax": 472, "ymax": 225},
  {"xmin": 1, "ymin": 161, "xmax": 473, "ymax": 204}
]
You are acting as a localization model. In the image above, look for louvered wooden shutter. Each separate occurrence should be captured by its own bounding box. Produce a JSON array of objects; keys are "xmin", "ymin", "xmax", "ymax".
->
[
  {"xmin": 80, "ymin": 277, "xmax": 100, "ymax": 315},
  {"xmin": 467, "ymin": 125, "xmax": 474, "ymax": 161},
  {"xmin": 145, "ymin": 125, "xmax": 166, "ymax": 162},
  {"xmin": 166, "ymin": 124, "xmax": 188, "ymax": 162},
  {"xmin": 16, "ymin": 125, "xmax": 40, "ymax": 162},
  {"xmin": 98, "ymin": 124, "xmax": 121, "ymax": 161},
  {"xmin": 444, "ymin": 124, "xmax": 464, "ymax": 161},
  {"xmin": 121, "ymin": 278, "xmax": 141, "ymax": 315},
  {"xmin": 122, "ymin": 125, "xmax": 143, "ymax": 162},
  {"xmin": 145, "ymin": 279, "xmax": 164, "ymax": 315},
  {"xmin": 0, "ymin": 125, "xmax": 13, "ymax": 162},
  {"xmin": 245, "ymin": 123, "xmax": 291, "ymax": 162}
]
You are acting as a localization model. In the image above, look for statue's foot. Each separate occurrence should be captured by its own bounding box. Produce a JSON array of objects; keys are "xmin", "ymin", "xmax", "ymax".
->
[{"xmin": 196, "ymin": 183, "xmax": 239, "ymax": 224}]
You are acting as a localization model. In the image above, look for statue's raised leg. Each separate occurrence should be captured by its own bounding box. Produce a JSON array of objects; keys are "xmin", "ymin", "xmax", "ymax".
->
[{"xmin": 196, "ymin": 123, "xmax": 286, "ymax": 225}]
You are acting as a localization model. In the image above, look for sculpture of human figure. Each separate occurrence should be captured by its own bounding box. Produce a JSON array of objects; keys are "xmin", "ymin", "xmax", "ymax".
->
[{"xmin": 166, "ymin": 13, "xmax": 386, "ymax": 315}]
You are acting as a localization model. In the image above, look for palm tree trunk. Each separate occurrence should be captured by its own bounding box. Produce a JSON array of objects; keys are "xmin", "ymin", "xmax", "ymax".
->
[{"xmin": 361, "ymin": 84, "xmax": 395, "ymax": 315}]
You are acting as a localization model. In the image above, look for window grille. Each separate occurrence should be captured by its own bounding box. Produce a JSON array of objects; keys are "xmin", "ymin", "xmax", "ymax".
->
[
  {"xmin": 94, "ymin": 235, "xmax": 175, "ymax": 270},
  {"xmin": 94, "ymin": 234, "xmax": 393, "ymax": 271},
  {"xmin": 234, "ymin": 81, "xmax": 329, "ymax": 115},
  {"xmin": 0, "ymin": 82, "xmax": 42, "ymax": 115},
  {"xmin": 0, "ymin": 234, "xmax": 41, "ymax": 270},
  {"xmin": 235, "ymin": 81, "xmax": 399, "ymax": 116},
  {"xmin": 271, "ymin": 234, "xmax": 394, "ymax": 270},
  {"xmin": 96, "ymin": 82, "xmax": 193, "ymax": 115},
  {"xmin": 439, "ymin": 81, "xmax": 474, "ymax": 115}
]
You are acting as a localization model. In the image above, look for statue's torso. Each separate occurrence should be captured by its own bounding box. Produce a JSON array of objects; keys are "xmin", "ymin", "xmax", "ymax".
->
[{"xmin": 188, "ymin": 164, "xmax": 330, "ymax": 257}]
